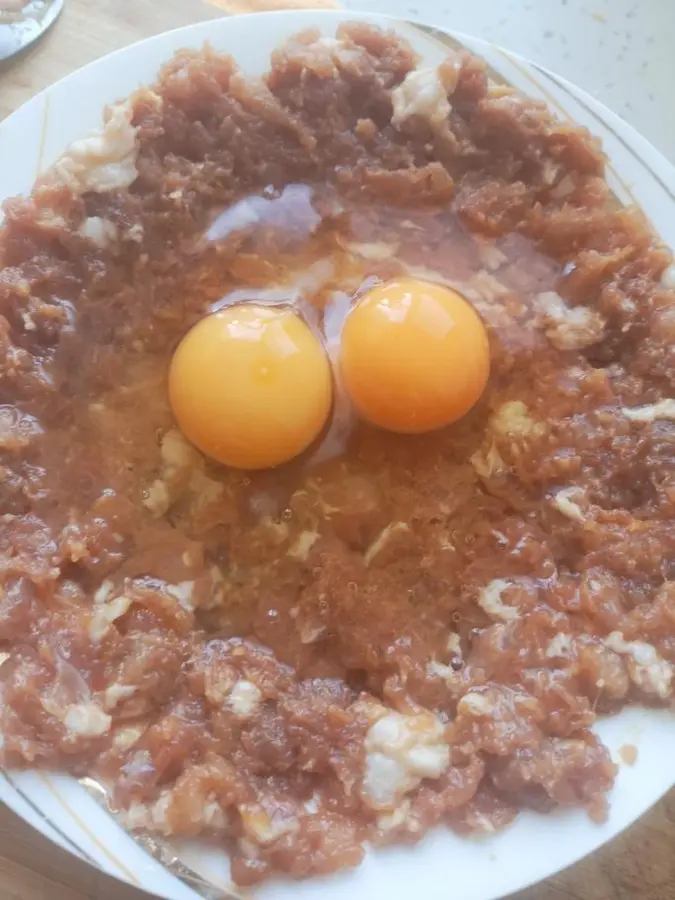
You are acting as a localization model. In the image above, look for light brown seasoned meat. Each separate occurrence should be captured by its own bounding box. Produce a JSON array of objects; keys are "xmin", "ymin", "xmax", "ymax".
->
[{"xmin": 0, "ymin": 22, "xmax": 673, "ymax": 887}]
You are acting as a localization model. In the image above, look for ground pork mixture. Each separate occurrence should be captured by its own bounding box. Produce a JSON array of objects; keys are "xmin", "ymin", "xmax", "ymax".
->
[{"xmin": 1, "ymin": 23, "xmax": 675, "ymax": 887}]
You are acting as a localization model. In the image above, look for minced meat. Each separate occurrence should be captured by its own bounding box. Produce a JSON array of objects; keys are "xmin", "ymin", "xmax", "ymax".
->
[{"xmin": 1, "ymin": 22, "xmax": 674, "ymax": 887}]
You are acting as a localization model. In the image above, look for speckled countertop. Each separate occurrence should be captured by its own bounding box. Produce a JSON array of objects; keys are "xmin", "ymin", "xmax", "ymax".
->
[{"xmin": 343, "ymin": 0, "xmax": 675, "ymax": 164}]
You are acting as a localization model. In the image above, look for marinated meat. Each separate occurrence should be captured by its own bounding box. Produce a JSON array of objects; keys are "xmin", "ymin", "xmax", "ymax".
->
[{"xmin": 1, "ymin": 23, "xmax": 674, "ymax": 887}]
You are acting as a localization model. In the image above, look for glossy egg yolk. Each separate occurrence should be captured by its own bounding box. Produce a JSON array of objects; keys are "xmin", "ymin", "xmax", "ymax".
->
[
  {"xmin": 169, "ymin": 305, "xmax": 333, "ymax": 469},
  {"xmin": 339, "ymin": 278, "xmax": 490, "ymax": 434}
]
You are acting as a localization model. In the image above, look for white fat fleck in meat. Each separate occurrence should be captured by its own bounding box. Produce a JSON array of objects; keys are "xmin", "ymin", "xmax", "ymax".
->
[
  {"xmin": 63, "ymin": 702, "xmax": 112, "ymax": 737},
  {"xmin": 604, "ymin": 632, "xmax": 673, "ymax": 699},
  {"xmin": 391, "ymin": 66, "xmax": 451, "ymax": 127},
  {"xmin": 364, "ymin": 755, "xmax": 417, "ymax": 810},
  {"xmin": 160, "ymin": 428, "xmax": 200, "ymax": 473},
  {"xmin": 48, "ymin": 100, "xmax": 141, "ymax": 194},
  {"xmin": 35, "ymin": 208, "xmax": 67, "ymax": 228},
  {"xmin": 535, "ymin": 291, "xmax": 606, "ymax": 350},
  {"xmin": 378, "ymin": 802, "xmax": 410, "ymax": 833},
  {"xmin": 446, "ymin": 632, "xmax": 462, "ymax": 659},
  {"xmin": 237, "ymin": 837, "xmax": 261, "ymax": 861},
  {"xmin": 470, "ymin": 442, "xmax": 505, "ymax": 479},
  {"xmin": 466, "ymin": 270, "xmax": 511, "ymax": 302},
  {"xmin": 303, "ymin": 793, "xmax": 320, "ymax": 815},
  {"xmin": 126, "ymin": 223, "xmax": 144, "ymax": 242},
  {"xmin": 364, "ymin": 522, "xmax": 409, "ymax": 566},
  {"xmin": 426, "ymin": 660, "xmax": 455, "ymax": 682},
  {"xmin": 621, "ymin": 399, "xmax": 675, "ymax": 423},
  {"xmin": 287, "ymin": 530, "xmax": 320, "ymax": 561},
  {"xmin": 457, "ymin": 691, "xmax": 494, "ymax": 717},
  {"xmin": 477, "ymin": 579, "xmax": 520, "ymax": 622},
  {"xmin": 94, "ymin": 579, "xmax": 114, "ymax": 604},
  {"xmin": 203, "ymin": 798, "xmax": 229, "ymax": 832},
  {"xmin": 465, "ymin": 810, "xmax": 497, "ymax": 833},
  {"xmin": 363, "ymin": 708, "xmax": 449, "ymax": 810},
  {"xmin": 77, "ymin": 216, "xmax": 118, "ymax": 248},
  {"xmin": 203, "ymin": 667, "xmax": 236, "ymax": 707},
  {"xmin": 124, "ymin": 789, "xmax": 229, "ymax": 835},
  {"xmin": 239, "ymin": 803, "xmax": 298, "ymax": 845},
  {"xmin": 228, "ymin": 680, "xmax": 263, "ymax": 718},
  {"xmin": 103, "ymin": 684, "xmax": 138, "ymax": 710},
  {"xmin": 552, "ymin": 487, "xmax": 587, "ymax": 523},
  {"xmin": 149, "ymin": 794, "xmax": 172, "ymax": 831},
  {"xmin": 377, "ymin": 798, "xmax": 422, "ymax": 834},
  {"xmin": 121, "ymin": 793, "xmax": 172, "ymax": 834},
  {"xmin": 257, "ymin": 517, "xmax": 289, "ymax": 546},
  {"xmin": 112, "ymin": 724, "xmax": 146, "ymax": 750},
  {"xmin": 89, "ymin": 592, "xmax": 133, "ymax": 641},
  {"xmin": 167, "ymin": 581, "xmax": 196, "ymax": 612},
  {"xmin": 189, "ymin": 469, "xmax": 225, "ymax": 508},
  {"xmin": 298, "ymin": 621, "xmax": 327, "ymax": 645},
  {"xmin": 143, "ymin": 479, "xmax": 171, "ymax": 517},
  {"xmin": 546, "ymin": 633, "xmax": 574, "ymax": 659},
  {"xmin": 144, "ymin": 431, "xmax": 208, "ymax": 515},
  {"xmin": 118, "ymin": 801, "xmax": 153, "ymax": 831},
  {"xmin": 540, "ymin": 157, "xmax": 561, "ymax": 186},
  {"xmin": 549, "ymin": 173, "xmax": 577, "ymax": 198},
  {"xmin": 20, "ymin": 311, "xmax": 36, "ymax": 331},
  {"xmin": 203, "ymin": 565, "xmax": 228, "ymax": 612},
  {"xmin": 490, "ymin": 401, "xmax": 543, "ymax": 438},
  {"xmin": 343, "ymin": 240, "xmax": 400, "ymax": 261},
  {"xmin": 475, "ymin": 240, "xmax": 508, "ymax": 271}
]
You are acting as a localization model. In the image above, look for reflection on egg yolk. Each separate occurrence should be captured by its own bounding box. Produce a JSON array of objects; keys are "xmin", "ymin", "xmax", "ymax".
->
[
  {"xmin": 339, "ymin": 278, "xmax": 490, "ymax": 434},
  {"xmin": 169, "ymin": 305, "xmax": 332, "ymax": 470}
]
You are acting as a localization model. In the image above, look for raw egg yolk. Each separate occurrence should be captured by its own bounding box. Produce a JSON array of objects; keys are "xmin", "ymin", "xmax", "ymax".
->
[
  {"xmin": 169, "ymin": 305, "xmax": 333, "ymax": 470},
  {"xmin": 339, "ymin": 278, "xmax": 490, "ymax": 434}
]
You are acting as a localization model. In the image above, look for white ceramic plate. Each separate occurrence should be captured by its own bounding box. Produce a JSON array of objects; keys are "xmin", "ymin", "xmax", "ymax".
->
[{"xmin": 1, "ymin": 10, "xmax": 675, "ymax": 900}]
